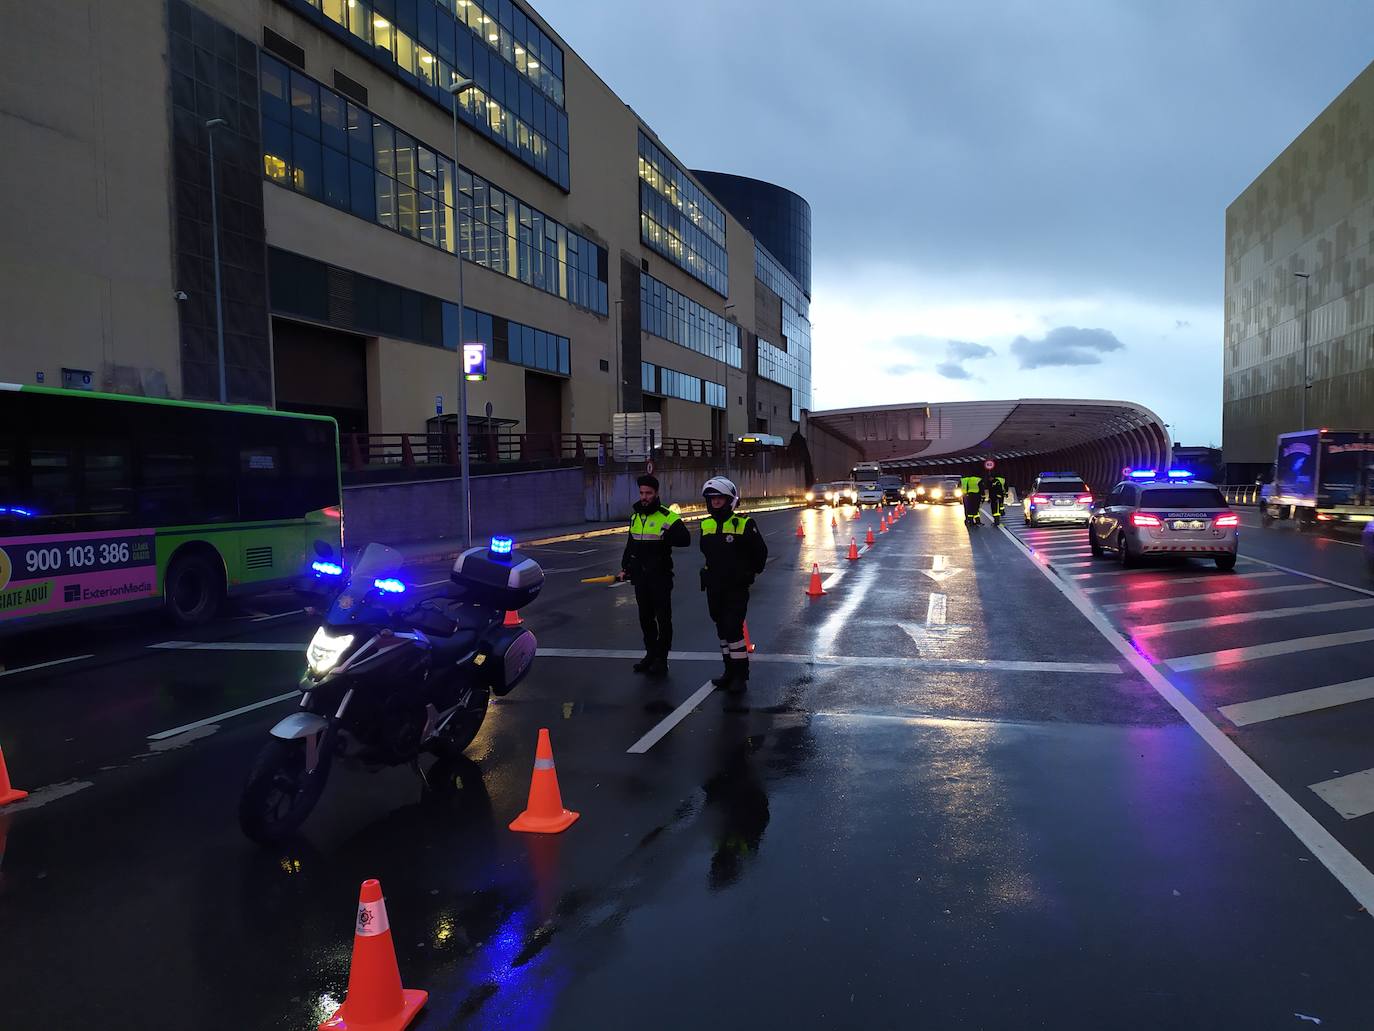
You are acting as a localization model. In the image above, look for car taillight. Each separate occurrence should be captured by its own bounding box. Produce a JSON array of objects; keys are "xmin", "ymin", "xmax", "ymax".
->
[
  {"xmin": 1076, "ymin": 495, "xmax": 1093, "ymax": 505},
  {"xmin": 1131, "ymin": 513, "xmax": 1162, "ymax": 527},
  {"xmin": 1031, "ymin": 495, "xmax": 1049, "ymax": 505},
  {"xmin": 1215, "ymin": 513, "xmax": 1240, "ymax": 527}
]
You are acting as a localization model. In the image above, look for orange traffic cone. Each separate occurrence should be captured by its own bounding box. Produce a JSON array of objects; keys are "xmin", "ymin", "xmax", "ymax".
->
[
  {"xmin": 510, "ymin": 729, "xmax": 579, "ymax": 834},
  {"xmin": 879, "ymin": 517, "xmax": 889, "ymax": 534},
  {"xmin": 847, "ymin": 538, "xmax": 860, "ymax": 561},
  {"xmin": 805, "ymin": 563, "xmax": 826, "ymax": 597},
  {"xmin": 830, "ymin": 515, "xmax": 838, "ymax": 529},
  {"xmin": 795, "ymin": 521, "xmax": 805, "ymax": 538},
  {"xmin": 503, "ymin": 609, "xmax": 523, "ymax": 627},
  {"xmin": 0, "ymin": 745, "xmax": 26, "ymax": 807},
  {"xmin": 865, "ymin": 526, "xmax": 876, "ymax": 546},
  {"xmin": 743, "ymin": 621, "xmax": 756, "ymax": 653},
  {"xmin": 319, "ymin": 879, "xmax": 427, "ymax": 1031}
]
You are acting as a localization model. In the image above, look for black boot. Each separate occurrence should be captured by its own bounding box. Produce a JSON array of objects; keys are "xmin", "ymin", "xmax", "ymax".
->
[
  {"xmin": 633, "ymin": 653, "xmax": 654, "ymax": 673},
  {"xmin": 647, "ymin": 653, "xmax": 669, "ymax": 676},
  {"xmin": 711, "ymin": 659, "xmax": 733, "ymax": 690},
  {"xmin": 725, "ymin": 659, "xmax": 749, "ymax": 694}
]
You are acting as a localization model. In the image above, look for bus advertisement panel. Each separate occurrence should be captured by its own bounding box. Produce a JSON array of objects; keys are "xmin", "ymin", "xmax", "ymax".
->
[{"xmin": 0, "ymin": 529, "xmax": 158, "ymax": 619}]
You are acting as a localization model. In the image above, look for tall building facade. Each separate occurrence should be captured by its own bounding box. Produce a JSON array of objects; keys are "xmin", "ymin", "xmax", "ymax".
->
[
  {"xmin": 1224, "ymin": 58, "xmax": 1374, "ymax": 470},
  {"xmin": 1, "ymin": 0, "xmax": 812, "ymax": 447}
]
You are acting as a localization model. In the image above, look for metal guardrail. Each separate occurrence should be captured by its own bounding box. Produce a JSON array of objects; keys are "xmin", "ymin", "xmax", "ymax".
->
[
  {"xmin": 341, "ymin": 432, "xmax": 749, "ymax": 471},
  {"xmin": 1220, "ymin": 484, "xmax": 1263, "ymax": 506}
]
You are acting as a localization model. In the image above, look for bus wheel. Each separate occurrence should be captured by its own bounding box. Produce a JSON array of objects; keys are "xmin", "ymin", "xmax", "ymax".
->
[{"xmin": 165, "ymin": 552, "xmax": 223, "ymax": 627}]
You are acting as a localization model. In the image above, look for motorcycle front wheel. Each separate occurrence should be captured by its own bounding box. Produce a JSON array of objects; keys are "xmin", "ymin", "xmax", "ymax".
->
[{"xmin": 238, "ymin": 737, "xmax": 333, "ymax": 845}]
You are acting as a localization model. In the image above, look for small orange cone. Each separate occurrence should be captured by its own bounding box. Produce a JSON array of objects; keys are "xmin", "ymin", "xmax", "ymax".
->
[
  {"xmin": 0, "ymin": 745, "xmax": 26, "ymax": 807},
  {"xmin": 510, "ymin": 729, "xmax": 579, "ymax": 834},
  {"xmin": 795, "ymin": 521, "xmax": 805, "ymax": 538},
  {"xmin": 879, "ymin": 517, "xmax": 889, "ymax": 534},
  {"xmin": 503, "ymin": 609, "xmax": 523, "ymax": 627},
  {"xmin": 865, "ymin": 526, "xmax": 876, "ymax": 546},
  {"xmin": 830, "ymin": 515, "xmax": 838, "ymax": 529},
  {"xmin": 743, "ymin": 621, "xmax": 756, "ymax": 653},
  {"xmin": 319, "ymin": 879, "xmax": 427, "ymax": 1031},
  {"xmin": 847, "ymin": 538, "xmax": 860, "ymax": 561},
  {"xmin": 805, "ymin": 563, "xmax": 826, "ymax": 597}
]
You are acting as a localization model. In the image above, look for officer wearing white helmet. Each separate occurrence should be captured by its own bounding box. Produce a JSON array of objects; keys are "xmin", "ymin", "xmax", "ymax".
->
[{"xmin": 698, "ymin": 476, "xmax": 768, "ymax": 692}]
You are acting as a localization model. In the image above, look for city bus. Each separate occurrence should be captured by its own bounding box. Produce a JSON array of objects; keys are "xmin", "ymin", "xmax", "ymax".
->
[{"xmin": 0, "ymin": 384, "xmax": 342, "ymax": 632}]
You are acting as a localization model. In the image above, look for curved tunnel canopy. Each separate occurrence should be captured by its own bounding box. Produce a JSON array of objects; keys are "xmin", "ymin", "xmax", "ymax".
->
[{"xmin": 805, "ymin": 398, "xmax": 1172, "ymax": 492}]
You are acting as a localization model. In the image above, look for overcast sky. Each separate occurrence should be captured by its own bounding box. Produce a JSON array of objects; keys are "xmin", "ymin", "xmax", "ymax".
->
[{"xmin": 538, "ymin": 0, "xmax": 1374, "ymax": 445}]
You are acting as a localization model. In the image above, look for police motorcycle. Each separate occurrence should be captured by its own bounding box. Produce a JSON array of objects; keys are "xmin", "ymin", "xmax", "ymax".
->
[{"xmin": 238, "ymin": 536, "xmax": 542, "ymax": 844}]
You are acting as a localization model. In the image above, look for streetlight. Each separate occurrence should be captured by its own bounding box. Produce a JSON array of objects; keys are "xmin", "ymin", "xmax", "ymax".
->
[
  {"xmin": 720, "ymin": 304, "xmax": 737, "ymax": 480},
  {"xmin": 205, "ymin": 117, "xmax": 228, "ymax": 403},
  {"xmin": 1294, "ymin": 271, "xmax": 1311, "ymax": 429},
  {"xmin": 445, "ymin": 75, "xmax": 477, "ymax": 548}
]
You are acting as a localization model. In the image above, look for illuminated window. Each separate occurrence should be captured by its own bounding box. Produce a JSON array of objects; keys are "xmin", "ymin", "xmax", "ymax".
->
[{"xmin": 372, "ymin": 14, "xmax": 392, "ymax": 56}]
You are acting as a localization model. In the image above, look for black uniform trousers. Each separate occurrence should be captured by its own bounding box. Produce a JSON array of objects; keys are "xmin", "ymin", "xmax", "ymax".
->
[
  {"xmin": 963, "ymin": 493, "xmax": 983, "ymax": 524},
  {"xmin": 706, "ymin": 584, "xmax": 750, "ymax": 665},
  {"xmin": 633, "ymin": 575, "xmax": 674, "ymax": 658}
]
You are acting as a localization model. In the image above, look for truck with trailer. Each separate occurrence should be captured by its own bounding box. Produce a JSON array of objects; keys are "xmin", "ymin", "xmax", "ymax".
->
[{"xmin": 1262, "ymin": 429, "xmax": 1374, "ymax": 531}]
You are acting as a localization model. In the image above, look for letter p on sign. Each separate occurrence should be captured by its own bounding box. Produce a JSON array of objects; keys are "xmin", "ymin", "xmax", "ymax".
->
[{"xmin": 463, "ymin": 342, "xmax": 487, "ymax": 381}]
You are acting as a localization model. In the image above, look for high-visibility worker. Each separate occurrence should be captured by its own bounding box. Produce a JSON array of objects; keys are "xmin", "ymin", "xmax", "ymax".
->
[
  {"xmin": 959, "ymin": 472, "xmax": 984, "ymax": 527},
  {"xmin": 620, "ymin": 474, "xmax": 690, "ymax": 675},
  {"xmin": 698, "ymin": 477, "xmax": 768, "ymax": 692},
  {"xmin": 987, "ymin": 474, "xmax": 1008, "ymax": 526}
]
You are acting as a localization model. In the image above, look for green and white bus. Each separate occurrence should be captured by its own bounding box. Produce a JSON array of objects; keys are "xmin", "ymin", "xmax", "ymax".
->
[{"xmin": 0, "ymin": 384, "xmax": 343, "ymax": 631}]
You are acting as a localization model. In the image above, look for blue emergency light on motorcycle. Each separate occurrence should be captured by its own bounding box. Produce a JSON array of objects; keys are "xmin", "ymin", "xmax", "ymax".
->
[
  {"xmin": 373, "ymin": 577, "xmax": 407, "ymax": 594},
  {"xmin": 311, "ymin": 560, "xmax": 344, "ymax": 577},
  {"xmin": 489, "ymin": 535, "xmax": 514, "ymax": 556},
  {"xmin": 1128, "ymin": 469, "xmax": 1157, "ymax": 479}
]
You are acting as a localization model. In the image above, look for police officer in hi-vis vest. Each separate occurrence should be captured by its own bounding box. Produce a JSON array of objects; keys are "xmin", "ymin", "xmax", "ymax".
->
[
  {"xmin": 619, "ymin": 474, "xmax": 690, "ymax": 675},
  {"xmin": 698, "ymin": 477, "xmax": 768, "ymax": 692}
]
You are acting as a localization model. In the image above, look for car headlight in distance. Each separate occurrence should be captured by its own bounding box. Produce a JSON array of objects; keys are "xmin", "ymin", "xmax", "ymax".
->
[
  {"xmin": 806, "ymin": 492, "xmax": 814, "ymax": 501},
  {"xmin": 954, "ymin": 489, "xmax": 963, "ymax": 498},
  {"xmin": 307, "ymin": 627, "xmax": 354, "ymax": 675}
]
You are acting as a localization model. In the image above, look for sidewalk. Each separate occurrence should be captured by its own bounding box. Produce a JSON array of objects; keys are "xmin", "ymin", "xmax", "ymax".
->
[{"xmin": 345, "ymin": 495, "xmax": 804, "ymax": 567}]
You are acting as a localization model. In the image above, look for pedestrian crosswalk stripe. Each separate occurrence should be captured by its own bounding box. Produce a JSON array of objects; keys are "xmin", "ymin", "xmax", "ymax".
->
[
  {"xmin": 1128, "ymin": 598, "xmax": 1374, "ymax": 636},
  {"xmin": 1079, "ymin": 571, "xmax": 1283, "ymax": 594},
  {"xmin": 1311, "ymin": 768, "xmax": 1374, "ymax": 820},
  {"xmin": 1220, "ymin": 676, "xmax": 1374, "ymax": 727},
  {"xmin": 1099, "ymin": 582, "xmax": 1325, "ymax": 611},
  {"xmin": 1165, "ymin": 627, "xmax": 1374, "ymax": 671}
]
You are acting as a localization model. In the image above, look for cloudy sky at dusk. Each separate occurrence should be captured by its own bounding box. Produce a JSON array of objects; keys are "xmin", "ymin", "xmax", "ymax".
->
[{"xmin": 538, "ymin": 0, "xmax": 1374, "ymax": 444}]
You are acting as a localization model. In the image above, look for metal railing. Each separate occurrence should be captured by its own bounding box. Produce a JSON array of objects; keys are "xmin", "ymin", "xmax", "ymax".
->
[
  {"xmin": 1220, "ymin": 484, "xmax": 1264, "ymax": 506},
  {"xmin": 341, "ymin": 431, "xmax": 747, "ymax": 471}
]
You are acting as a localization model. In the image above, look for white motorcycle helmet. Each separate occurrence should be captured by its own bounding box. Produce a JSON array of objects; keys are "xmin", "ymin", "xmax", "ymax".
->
[{"xmin": 702, "ymin": 476, "xmax": 740, "ymax": 508}]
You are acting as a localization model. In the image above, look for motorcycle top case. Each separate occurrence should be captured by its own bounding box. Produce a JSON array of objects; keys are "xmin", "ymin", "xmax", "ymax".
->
[
  {"xmin": 481, "ymin": 624, "xmax": 538, "ymax": 695},
  {"xmin": 451, "ymin": 546, "xmax": 544, "ymax": 610}
]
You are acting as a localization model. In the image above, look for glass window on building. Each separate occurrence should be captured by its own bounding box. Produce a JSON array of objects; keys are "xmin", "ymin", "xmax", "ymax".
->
[
  {"xmin": 638, "ymin": 273, "xmax": 740, "ymax": 369},
  {"xmin": 637, "ymin": 132, "xmax": 728, "ymax": 295}
]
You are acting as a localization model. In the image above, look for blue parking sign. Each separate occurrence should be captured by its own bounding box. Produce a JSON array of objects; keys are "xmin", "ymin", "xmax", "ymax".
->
[{"xmin": 463, "ymin": 342, "xmax": 487, "ymax": 382}]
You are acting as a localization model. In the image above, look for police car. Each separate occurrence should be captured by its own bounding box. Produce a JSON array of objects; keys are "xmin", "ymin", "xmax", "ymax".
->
[
  {"xmin": 1023, "ymin": 471, "xmax": 1094, "ymax": 527},
  {"xmin": 1088, "ymin": 470, "xmax": 1240, "ymax": 571}
]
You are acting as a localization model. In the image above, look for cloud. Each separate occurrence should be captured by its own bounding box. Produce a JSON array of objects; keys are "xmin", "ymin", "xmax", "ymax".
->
[
  {"xmin": 1010, "ymin": 326, "xmax": 1125, "ymax": 369},
  {"xmin": 1175, "ymin": 320, "xmax": 1192, "ymax": 330},
  {"xmin": 935, "ymin": 361, "xmax": 973, "ymax": 379},
  {"xmin": 883, "ymin": 362, "xmax": 920, "ymax": 375},
  {"xmin": 948, "ymin": 340, "xmax": 995, "ymax": 361}
]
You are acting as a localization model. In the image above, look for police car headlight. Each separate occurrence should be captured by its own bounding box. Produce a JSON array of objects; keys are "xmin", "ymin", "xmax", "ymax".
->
[
  {"xmin": 805, "ymin": 492, "xmax": 814, "ymax": 501},
  {"xmin": 307, "ymin": 627, "xmax": 354, "ymax": 674}
]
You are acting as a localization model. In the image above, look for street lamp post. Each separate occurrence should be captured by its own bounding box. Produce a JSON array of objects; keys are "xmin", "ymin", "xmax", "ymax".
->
[
  {"xmin": 445, "ymin": 76, "xmax": 477, "ymax": 549},
  {"xmin": 205, "ymin": 117, "xmax": 228, "ymax": 403},
  {"xmin": 722, "ymin": 304, "xmax": 736, "ymax": 480},
  {"xmin": 1294, "ymin": 271, "xmax": 1311, "ymax": 429}
]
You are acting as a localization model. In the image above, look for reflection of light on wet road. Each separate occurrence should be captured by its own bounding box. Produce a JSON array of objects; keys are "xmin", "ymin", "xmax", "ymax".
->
[{"xmin": 813, "ymin": 564, "xmax": 879, "ymax": 655}]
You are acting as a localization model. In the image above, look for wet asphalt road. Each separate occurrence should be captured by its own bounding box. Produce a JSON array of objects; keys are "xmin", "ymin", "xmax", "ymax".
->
[{"xmin": 3, "ymin": 503, "xmax": 1374, "ymax": 1028}]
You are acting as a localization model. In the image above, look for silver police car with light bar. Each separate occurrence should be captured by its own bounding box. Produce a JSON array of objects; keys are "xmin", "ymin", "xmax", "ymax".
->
[
  {"xmin": 1023, "ymin": 472, "xmax": 1094, "ymax": 526},
  {"xmin": 1088, "ymin": 470, "xmax": 1240, "ymax": 570}
]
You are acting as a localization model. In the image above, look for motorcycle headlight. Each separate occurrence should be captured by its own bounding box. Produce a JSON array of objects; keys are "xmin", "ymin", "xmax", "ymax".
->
[{"xmin": 307, "ymin": 627, "xmax": 354, "ymax": 675}]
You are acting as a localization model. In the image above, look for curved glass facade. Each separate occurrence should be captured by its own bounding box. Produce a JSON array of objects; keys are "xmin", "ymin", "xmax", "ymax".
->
[{"xmin": 690, "ymin": 171, "xmax": 811, "ymax": 298}]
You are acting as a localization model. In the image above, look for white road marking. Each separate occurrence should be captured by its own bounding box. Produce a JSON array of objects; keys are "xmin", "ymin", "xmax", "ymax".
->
[
  {"xmin": 1099, "ymin": 582, "xmax": 1325, "ymax": 611},
  {"xmin": 1166, "ymin": 628, "xmax": 1374, "ymax": 672},
  {"xmin": 1241, "ymin": 555, "xmax": 1374, "ymax": 599},
  {"xmin": 1071, "ymin": 560, "xmax": 1254, "ymax": 580},
  {"xmin": 1129, "ymin": 598, "xmax": 1374, "ymax": 635},
  {"xmin": 250, "ymin": 609, "xmax": 304, "ymax": 622},
  {"xmin": 1078, "ymin": 571, "xmax": 1283, "ymax": 594},
  {"xmin": 1311, "ymin": 769, "xmax": 1374, "ymax": 820},
  {"xmin": 1, "ymin": 780, "xmax": 93, "ymax": 812},
  {"xmin": 627, "ymin": 680, "xmax": 716, "ymax": 754},
  {"xmin": 151, "ymin": 641, "xmax": 304, "ymax": 652},
  {"xmin": 147, "ymin": 691, "xmax": 303, "ymax": 741},
  {"xmin": 537, "ymin": 647, "xmax": 1122, "ymax": 675},
  {"xmin": 821, "ymin": 570, "xmax": 846, "ymax": 591},
  {"xmin": 997, "ymin": 521, "xmax": 1374, "ymax": 916},
  {"xmin": 0, "ymin": 655, "xmax": 94, "ymax": 679},
  {"xmin": 931, "ymin": 554, "xmax": 947, "ymax": 571},
  {"xmin": 1059, "ymin": 561, "xmax": 1097, "ymax": 569},
  {"xmin": 926, "ymin": 592, "xmax": 948, "ymax": 626},
  {"xmin": 1220, "ymin": 677, "xmax": 1374, "ymax": 727}
]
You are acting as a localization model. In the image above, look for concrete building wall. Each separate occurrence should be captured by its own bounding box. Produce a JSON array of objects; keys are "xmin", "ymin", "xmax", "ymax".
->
[
  {"xmin": 0, "ymin": 0, "xmax": 181, "ymax": 396},
  {"xmin": 1225, "ymin": 57, "xmax": 1374, "ymax": 466}
]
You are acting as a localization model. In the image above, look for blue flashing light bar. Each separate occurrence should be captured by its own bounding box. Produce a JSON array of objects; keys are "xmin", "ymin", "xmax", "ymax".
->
[
  {"xmin": 1128, "ymin": 469, "xmax": 1157, "ymax": 479},
  {"xmin": 373, "ymin": 577, "xmax": 407, "ymax": 594},
  {"xmin": 311, "ymin": 560, "xmax": 344, "ymax": 576},
  {"xmin": 0, "ymin": 506, "xmax": 35, "ymax": 517},
  {"xmin": 1166, "ymin": 470, "xmax": 1191, "ymax": 479},
  {"xmin": 490, "ymin": 535, "xmax": 514, "ymax": 556}
]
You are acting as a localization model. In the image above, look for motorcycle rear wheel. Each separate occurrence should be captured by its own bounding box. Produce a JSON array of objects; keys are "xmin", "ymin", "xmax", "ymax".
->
[{"xmin": 239, "ymin": 737, "xmax": 332, "ymax": 845}]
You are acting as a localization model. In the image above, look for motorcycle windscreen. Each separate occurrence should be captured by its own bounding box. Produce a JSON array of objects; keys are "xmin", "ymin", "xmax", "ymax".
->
[{"xmin": 326, "ymin": 542, "xmax": 409, "ymax": 626}]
